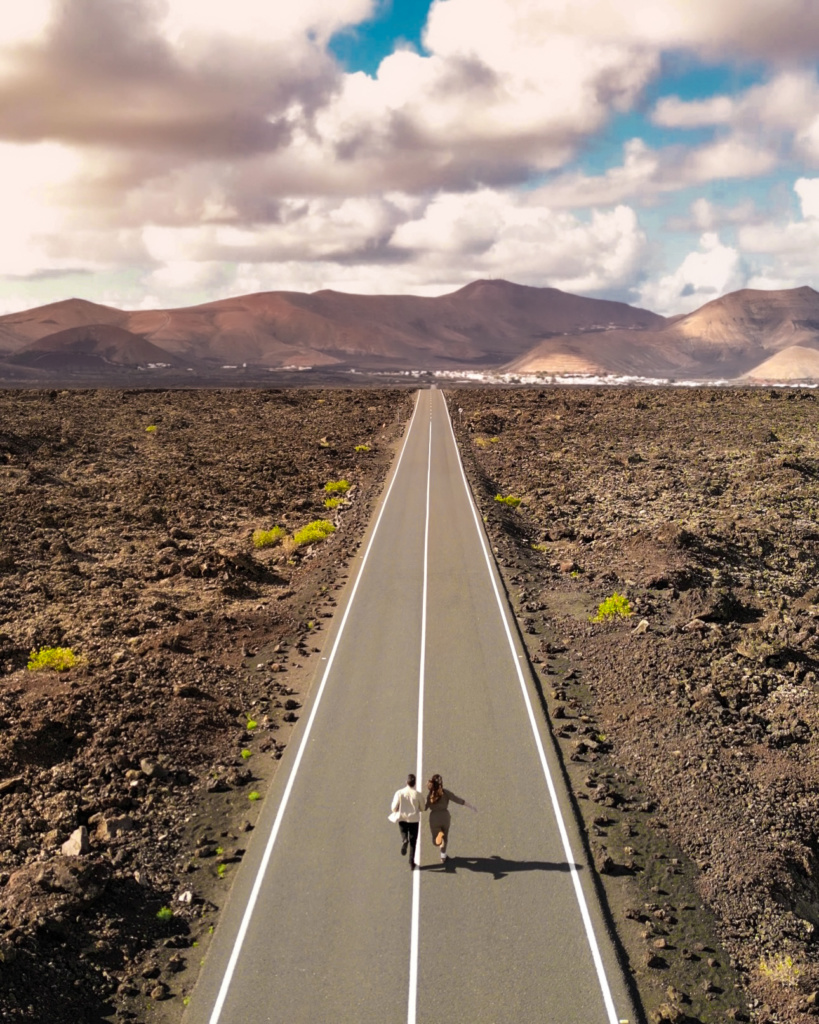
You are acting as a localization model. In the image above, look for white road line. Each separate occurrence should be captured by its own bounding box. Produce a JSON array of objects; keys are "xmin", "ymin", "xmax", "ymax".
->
[
  {"xmin": 440, "ymin": 391, "xmax": 621, "ymax": 1024},
  {"xmin": 408, "ymin": 393, "xmax": 432, "ymax": 1024},
  {"xmin": 206, "ymin": 392, "xmax": 424, "ymax": 1024}
]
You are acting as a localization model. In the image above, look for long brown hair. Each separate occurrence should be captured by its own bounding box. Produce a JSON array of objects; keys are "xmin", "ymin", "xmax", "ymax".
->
[{"xmin": 427, "ymin": 774, "xmax": 443, "ymax": 804}]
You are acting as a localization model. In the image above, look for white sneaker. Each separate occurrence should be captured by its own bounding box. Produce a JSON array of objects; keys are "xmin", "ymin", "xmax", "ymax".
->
[{"xmin": 440, "ymin": 851, "xmax": 447, "ymax": 861}]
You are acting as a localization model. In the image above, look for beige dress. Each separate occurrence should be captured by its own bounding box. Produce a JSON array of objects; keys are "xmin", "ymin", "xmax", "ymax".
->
[{"xmin": 425, "ymin": 789, "xmax": 465, "ymax": 854}]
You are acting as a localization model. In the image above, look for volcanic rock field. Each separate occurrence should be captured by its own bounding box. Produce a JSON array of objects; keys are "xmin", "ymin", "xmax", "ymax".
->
[
  {"xmin": 451, "ymin": 386, "xmax": 819, "ymax": 1024},
  {"xmin": 1, "ymin": 385, "xmax": 819, "ymax": 1023},
  {"xmin": 0, "ymin": 387, "xmax": 412, "ymax": 1021}
]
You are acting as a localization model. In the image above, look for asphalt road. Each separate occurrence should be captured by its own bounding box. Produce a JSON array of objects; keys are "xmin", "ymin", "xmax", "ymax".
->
[{"xmin": 185, "ymin": 389, "xmax": 636, "ymax": 1024}]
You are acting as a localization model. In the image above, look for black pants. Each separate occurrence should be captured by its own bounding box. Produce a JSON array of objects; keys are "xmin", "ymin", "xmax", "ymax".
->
[{"xmin": 399, "ymin": 821, "xmax": 419, "ymax": 858}]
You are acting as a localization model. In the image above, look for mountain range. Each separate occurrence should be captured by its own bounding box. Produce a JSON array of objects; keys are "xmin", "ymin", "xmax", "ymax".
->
[{"xmin": 1, "ymin": 279, "xmax": 818, "ymax": 382}]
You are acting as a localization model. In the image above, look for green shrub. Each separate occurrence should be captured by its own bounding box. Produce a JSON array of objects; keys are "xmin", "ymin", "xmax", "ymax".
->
[
  {"xmin": 252, "ymin": 526, "xmax": 284, "ymax": 549},
  {"xmin": 759, "ymin": 954, "xmax": 802, "ymax": 987},
  {"xmin": 145, "ymin": 425, "xmax": 157, "ymax": 433},
  {"xmin": 591, "ymin": 592, "xmax": 633, "ymax": 622},
  {"xmin": 324, "ymin": 497, "xmax": 342, "ymax": 510},
  {"xmin": 217, "ymin": 863, "xmax": 227, "ymax": 878},
  {"xmin": 530, "ymin": 543, "xmax": 548, "ymax": 552},
  {"xmin": 248, "ymin": 790, "xmax": 261, "ymax": 802},
  {"xmin": 246, "ymin": 717, "xmax": 258, "ymax": 731},
  {"xmin": 156, "ymin": 906, "xmax": 173, "ymax": 922},
  {"xmin": 494, "ymin": 494, "xmax": 521, "ymax": 508},
  {"xmin": 354, "ymin": 444, "xmax": 371, "ymax": 452},
  {"xmin": 241, "ymin": 749, "xmax": 252, "ymax": 759},
  {"xmin": 293, "ymin": 520, "xmax": 336, "ymax": 546},
  {"xmin": 324, "ymin": 480, "xmax": 350, "ymax": 494},
  {"xmin": 28, "ymin": 647, "xmax": 77, "ymax": 672}
]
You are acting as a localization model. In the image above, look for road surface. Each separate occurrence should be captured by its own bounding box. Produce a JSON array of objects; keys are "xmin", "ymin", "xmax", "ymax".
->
[{"xmin": 185, "ymin": 388, "xmax": 635, "ymax": 1024}]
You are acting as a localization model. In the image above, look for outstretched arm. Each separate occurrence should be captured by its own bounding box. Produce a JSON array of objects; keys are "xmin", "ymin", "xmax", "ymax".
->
[{"xmin": 447, "ymin": 790, "xmax": 477, "ymax": 812}]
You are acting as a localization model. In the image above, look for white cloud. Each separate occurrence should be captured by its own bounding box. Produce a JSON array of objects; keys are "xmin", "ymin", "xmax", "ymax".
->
[
  {"xmin": 1, "ymin": 1, "xmax": 54, "ymax": 49},
  {"xmin": 668, "ymin": 196, "xmax": 759, "ymax": 232},
  {"xmin": 652, "ymin": 94, "xmax": 734, "ymax": 128},
  {"xmin": 732, "ymin": 179, "xmax": 819, "ymax": 293},
  {"xmin": 160, "ymin": 0, "xmax": 375, "ymax": 47},
  {"xmin": 500, "ymin": 0, "xmax": 819, "ymax": 59},
  {"xmin": 392, "ymin": 191, "xmax": 648, "ymax": 294},
  {"xmin": 0, "ymin": 0, "xmax": 817, "ymax": 317},
  {"xmin": 651, "ymin": 71, "xmax": 819, "ymax": 167},
  {"xmin": 739, "ymin": 179, "xmax": 819, "ymax": 256},
  {"xmin": 795, "ymin": 178, "xmax": 819, "ymax": 219},
  {"xmin": 533, "ymin": 133, "xmax": 778, "ymax": 210},
  {"xmin": 639, "ymin": 232, "xmax": 744, "ymax": 315}
]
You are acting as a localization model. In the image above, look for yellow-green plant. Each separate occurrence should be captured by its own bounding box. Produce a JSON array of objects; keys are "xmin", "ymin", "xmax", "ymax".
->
[
  {"xmin": 293, "ymin": 520, "xmax": 335, "ymax": 546},
  {"xmin": 252, "ymin": 526, "xmax": 285, "ymax": 549},
  {"xmin": 324, "ymin": 479, "xmax": 350, "ymax": 494},
  {"xmin": 241, "ymin": 749, "xmax": 252, "ymax": 759},
  {"xmin": 28, "ymin": 647, "xmax": 77, "ymax": 672},
  {"xmin": 495, "ymin": 494, "xmax": 521, "ymax": 508},
  {"xmin": 156, "ymin": 906, "xmax": 173, "ymax": 922},
  {"xmin": 591, "ymin": 592, "xmax": 633, "ymax": 622},
  {"xmin": 246, "ymin": 717, "xmax": 258, "ymax": 731},
  {"xmin": 354, "ymin": 444, "xmax": 371, "ymax": 452},
  {"xmin": 530, "ymin": 543, "xmax": 548, "ymax": 552},
  {"xmin": 759, "ymin": 954, "xmax": 802, "ymax": 987},
  {"xmin": 248, "ymin": 790, "xmax": 261, "ymax": 801},
  {"xmin": 217, "ymin": 863, "xmax": 227, "ymax": 878},
  {"xmin": 324, "ymin": 497, "xmax": 342, "ymax": 510},
  {"xmin": 145, "ymin": 425, "xmax": 157, "ymax": 433}
]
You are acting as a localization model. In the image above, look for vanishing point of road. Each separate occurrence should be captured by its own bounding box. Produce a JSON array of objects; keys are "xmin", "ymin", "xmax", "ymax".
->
[{"xmin": 185, "ymin": 389, "xmax": 636, "ymax": 1024}]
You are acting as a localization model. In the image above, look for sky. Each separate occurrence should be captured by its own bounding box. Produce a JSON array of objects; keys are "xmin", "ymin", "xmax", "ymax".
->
[{"xmin": 0, "ymin": 0, "xmax": 818, "ymax": 316}]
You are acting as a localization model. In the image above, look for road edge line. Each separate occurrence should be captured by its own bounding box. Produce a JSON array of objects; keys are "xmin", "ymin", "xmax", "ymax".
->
[
  {"xmin": 408, "ymin": 393, "xmax": 432, "ymax": 1024},
  {"xmin": 440, "ymin": 391, "xmax": 621, "ymax": 1024},
  {"xmin": 206, "ymin": 391, "xmax": 424, "ymax": 1024}
]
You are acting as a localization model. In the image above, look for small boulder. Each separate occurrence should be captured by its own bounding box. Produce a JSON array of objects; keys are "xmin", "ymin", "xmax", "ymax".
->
[
  {"xmin": 61, "ymin": 826, "xmax": 90, "ymax": 857},
  {"xmin": 97, "ymin": 815, "xmax": 135, "ymax": 841},
  {"xmin": 140, "ymin": 758, "xmax": 168, "ymax": 780}
]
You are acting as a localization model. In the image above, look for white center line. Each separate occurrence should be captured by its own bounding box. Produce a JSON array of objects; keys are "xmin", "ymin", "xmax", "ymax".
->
[
  {"xmin": 407, "ymin": 392, "xmax": 432, "ymax": 1024},
  {"xmin": 206, "ymin": 391, "xmax": 424, "ymax": 1024},
  {"xmin": 440, "ymin": 390, "xmax": 621, "ymax": 1024}
]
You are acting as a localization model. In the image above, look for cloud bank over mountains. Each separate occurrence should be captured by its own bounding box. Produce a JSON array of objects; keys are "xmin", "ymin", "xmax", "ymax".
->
[{"xmin": 0, "ymin": 0, "xmax": 818, "ymax": 315}]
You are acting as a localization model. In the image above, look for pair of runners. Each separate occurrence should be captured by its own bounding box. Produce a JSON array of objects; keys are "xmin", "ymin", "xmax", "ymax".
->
[{"xmin": 389, "ymin": 773, "xmax": 476, "ymax": 868}]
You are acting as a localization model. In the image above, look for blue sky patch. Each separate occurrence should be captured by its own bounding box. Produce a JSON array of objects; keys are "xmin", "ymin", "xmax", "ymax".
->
[{"xmin": 329, "ymin": 0, "xmax": 433, "ymax": 75}]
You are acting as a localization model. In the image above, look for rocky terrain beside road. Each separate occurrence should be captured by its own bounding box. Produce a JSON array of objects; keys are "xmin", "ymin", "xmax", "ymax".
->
[
  {"xmin": 450, "ymin": 386, "xmax": 819, "ymax": 1024},
  {"xmin": 0, "ymin": 386, "xmax": 413, "ymax": 1022}
]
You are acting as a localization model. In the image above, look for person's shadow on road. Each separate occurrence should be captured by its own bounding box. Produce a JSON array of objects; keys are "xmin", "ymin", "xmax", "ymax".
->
[{"xmin": 422, "ymin": 855, "xmax": 582, "ymax": 879}]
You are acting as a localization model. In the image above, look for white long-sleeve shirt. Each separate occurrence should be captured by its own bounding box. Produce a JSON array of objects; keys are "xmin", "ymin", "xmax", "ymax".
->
[{"xmin": 391, "ymin": 785, "xmax": 424, "ymax": 822}]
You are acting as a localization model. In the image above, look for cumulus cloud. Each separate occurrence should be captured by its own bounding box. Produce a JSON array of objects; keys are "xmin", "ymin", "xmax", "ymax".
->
[
  {"xmin": 737, "ymin": 177, "xmax": 819, "ymax": 286},
  {"xmin": 390, "ymin": 190, "xmax": 647, "ymax": 293},
  {"xmin": 652, "ymin": 95, "xmax": 734, "ymax": 128},
  {"xmin": 533, "ymin": 133, "xmax": 778, "ymax": 210},
  {"xmin": 0, "ymin": 0, "xmax": 817, "ymax": 313},
  {"xmin": 638, "ymin": 232, "xmax": 745, "ymax": 315},
  {"xmin": 651, "ymin": 70, "xmax": 819, "ymax": 167},
  {"xmin": 667, "ymin": 196, "xmax": 760, "ymax": 232},
  {"xmin": 515, "ymin": 0, "xmax": 819, "ymax": 60}
]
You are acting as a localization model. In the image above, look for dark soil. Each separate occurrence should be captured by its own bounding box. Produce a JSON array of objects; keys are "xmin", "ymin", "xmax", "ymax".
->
[
  {"xmin": 0, "ymin": 387, "xmax": 413, "ymax": 1022},
  {"xmin": 448, "ymin": 385, "xmax": 819, "ymax": 1024}
]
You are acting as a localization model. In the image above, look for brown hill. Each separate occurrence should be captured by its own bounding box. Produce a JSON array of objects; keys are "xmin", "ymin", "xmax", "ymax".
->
[
  {"xmin": 507, "ymin": 286, "xmax": 819, "ymax": 379},
  {"xmin": 0, "ymin": 280, "xmax": 664, "ymax": 372},
  {"xmin": 744, "ymin": 345, "xmax": 819, "ymax": 382},
  {"xmin": 0, "ymin": 299, "xmax": 127, "ymax": 352},
  {"xmin": 10, "ymin": 324, "xmax": 188, "ymax": 371},
  {"xmin": 2, "ymin": 281, "xmax": 819, "ymax": 380}
]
